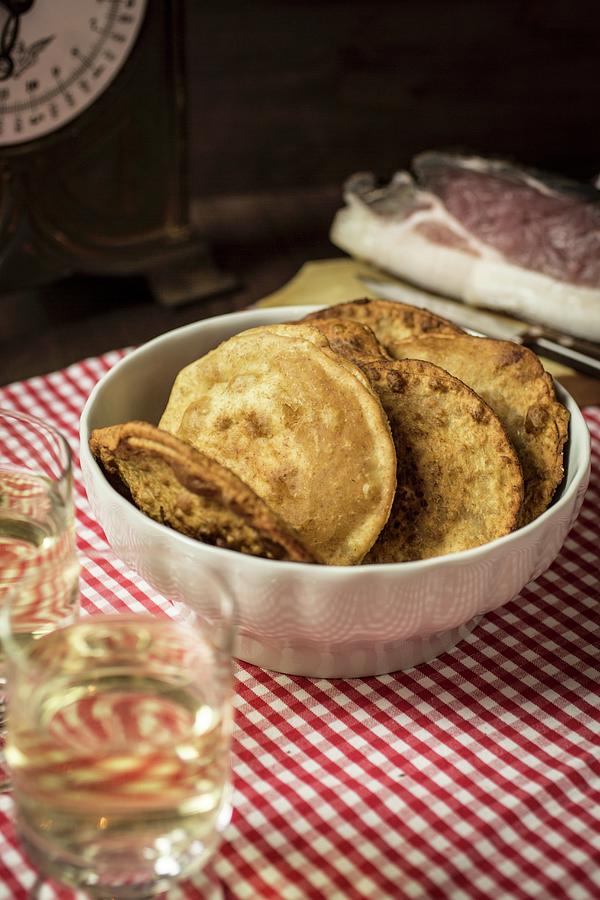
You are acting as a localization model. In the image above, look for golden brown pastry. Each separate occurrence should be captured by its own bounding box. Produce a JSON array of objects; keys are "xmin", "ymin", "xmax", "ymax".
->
[
  {"xmin": 89, "ymin": 421, "xmax": 319, "ymax": 563},
  {"xmin": 304, "ymin": 297, "xmax": 462, "ymax": 355},
  {"xmin": 159, "ymin": 324, "xmax": 397, "ymax": 565},
  {"xmin": 304, "ymin": 322, "xmax": 524, "ymax": 561},
  {"xmin": 389, "ymin": 334, "xmax": 569, "ymax": 525}
]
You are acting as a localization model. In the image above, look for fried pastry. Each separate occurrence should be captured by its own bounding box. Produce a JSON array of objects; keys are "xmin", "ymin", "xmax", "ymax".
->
[
  {"xmin": 301, "ymin": 316, "xmax": 390, "ymax": 362},
  {"xmin": 159, "ymin": 325, "xmax": 397, "ymax": 565},
  {"xmin": 303, "ymin": 328, "xmax": 524, "ymax": 561},
  {"xmin": 389, "ymin": 334, "xmax": 569, "ymax": 525},
  {"xmin": 304, "ymin": 297, "xmax": 462, "ymax": 356},
  {"xmin": 360, "ymin": 358, "xmax": 523, "ymax": 562},
  {"xmin": 89, "ymin": 421, "xmax": 319, "ymax": 563}
]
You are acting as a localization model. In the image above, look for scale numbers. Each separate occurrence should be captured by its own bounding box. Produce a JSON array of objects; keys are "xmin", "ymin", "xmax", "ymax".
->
[{"xmin": 0, "ymin": 0, "xmax": 147, "ymax": 146}]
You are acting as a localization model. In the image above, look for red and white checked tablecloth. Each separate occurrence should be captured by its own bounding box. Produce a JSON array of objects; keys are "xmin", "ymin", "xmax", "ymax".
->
[{"xmin": 0, "ymin": 351, "xmax": 599, "ymax": 900}]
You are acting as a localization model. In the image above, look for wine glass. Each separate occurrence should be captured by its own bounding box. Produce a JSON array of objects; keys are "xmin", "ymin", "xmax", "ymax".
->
[
  {"xmin": 0, "ymin": 409, "xmax": 78, "ymax": 786},
  {"xmin": 1, "ymin": 551, "xmax": 235, "ymax": 898}
]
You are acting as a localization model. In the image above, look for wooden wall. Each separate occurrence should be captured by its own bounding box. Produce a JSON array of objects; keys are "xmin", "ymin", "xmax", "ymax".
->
[{"xmin": 185, "ymin": 0, "xmax": 600, "ymax": 198}]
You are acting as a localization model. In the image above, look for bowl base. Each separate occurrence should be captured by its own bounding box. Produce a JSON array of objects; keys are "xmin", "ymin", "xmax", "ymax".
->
[{"xmin": 234, "ymin": 616, "xmax": 483, "ymax": 679}]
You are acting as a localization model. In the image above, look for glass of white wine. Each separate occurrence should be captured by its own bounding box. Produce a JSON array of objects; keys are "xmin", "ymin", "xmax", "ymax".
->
[
  {"xmin": 0, "ymin": 409, "xmax": 79, "ymax": 757},
  {"xmin": 1, "ymin": 552, "xmax": 235, "ymax": 899}
]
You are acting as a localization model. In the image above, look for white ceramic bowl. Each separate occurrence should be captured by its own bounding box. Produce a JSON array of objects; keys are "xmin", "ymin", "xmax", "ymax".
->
[{"xmin": 80, "ymin": 306, "xmax": 591, "ymax": 678}]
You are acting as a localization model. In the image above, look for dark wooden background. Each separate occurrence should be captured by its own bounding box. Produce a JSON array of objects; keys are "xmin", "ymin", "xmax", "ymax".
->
[
  {"xmin": 3, "ymin": 0, "xmax": 600, "ymax": 385},
  {"xmin": 187, "ymin": 0, "xmax": 600, "ymax": 195}
]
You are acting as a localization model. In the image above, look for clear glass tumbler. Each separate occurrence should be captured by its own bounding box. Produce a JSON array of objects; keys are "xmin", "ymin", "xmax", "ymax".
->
[
  {"xmin": 1, "ymin": 554, "xmax": 235, "ymax": 899},
  {"xmin": 0, "ymin": 409, "xmax": 78, "ymax": 736}
]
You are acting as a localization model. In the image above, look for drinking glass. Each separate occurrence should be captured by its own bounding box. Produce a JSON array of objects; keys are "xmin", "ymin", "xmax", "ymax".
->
[
  {"xmin": 0, "ymin": 552, "xmax": 235, "ymax": 899},
  {"xmin": 0, "ymin": 409, "xmax": 78, "ymax": 738}
]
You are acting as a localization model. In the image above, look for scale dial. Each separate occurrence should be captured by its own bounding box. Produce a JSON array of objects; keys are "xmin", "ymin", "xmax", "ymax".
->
[{"xmin": 0, "ymin": 0, "xmax": 147, "ymax": 147}]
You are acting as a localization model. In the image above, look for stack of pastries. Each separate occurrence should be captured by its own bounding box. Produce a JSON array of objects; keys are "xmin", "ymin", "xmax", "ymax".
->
[{"xmin": 90, "ymin": 299, "xmax": 569, "ymax": 565}]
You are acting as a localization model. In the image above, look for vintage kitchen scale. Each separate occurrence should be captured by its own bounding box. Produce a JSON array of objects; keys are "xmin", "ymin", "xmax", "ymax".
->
[{"xmin": 0, "ymin": 0, "xmax": 232, "ymax": 304}]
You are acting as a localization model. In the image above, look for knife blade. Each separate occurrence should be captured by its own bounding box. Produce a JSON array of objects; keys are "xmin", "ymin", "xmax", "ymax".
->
[{"xmin": 360, "ymin": 276, "xmax": 600, "ymax": 379}]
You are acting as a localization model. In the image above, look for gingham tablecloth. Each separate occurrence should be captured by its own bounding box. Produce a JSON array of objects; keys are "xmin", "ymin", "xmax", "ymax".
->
[{"xmin": 0, "ymin": 352, "xmax": 599, "ymax": 900}]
